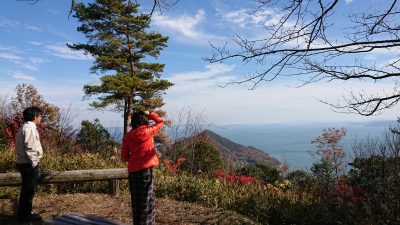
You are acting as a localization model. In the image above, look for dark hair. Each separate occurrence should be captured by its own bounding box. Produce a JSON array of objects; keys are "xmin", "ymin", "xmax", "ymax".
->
[
  {"xmin": 131, "ymin": 111, "xmax": 149, "ymax": 129},
  {"xmin": 23, "ymin": 106, "xmax": 42, "ymax": 122}
]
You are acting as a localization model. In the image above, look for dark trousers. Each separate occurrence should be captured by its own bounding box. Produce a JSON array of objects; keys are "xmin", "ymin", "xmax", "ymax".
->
[
  {"xmin": 128, "ymin": 167, "xmax": 155, "ymax": 225},
  {"xmin": 17, "ymin": 163, "xmax": 40, "ymax": 217}
]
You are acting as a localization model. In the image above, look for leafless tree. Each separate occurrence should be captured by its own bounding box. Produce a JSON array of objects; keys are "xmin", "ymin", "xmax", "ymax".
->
[
  {"xmin": 206, "ymin": 0, "xmax": 400, "ymax": 116},
  {"xmin": 0, "ymin": 95, "xmax": 12, "ymax": 118},
  {"xmin": 169, "ymin": 106, "xmax": 206, "ymax": 142},
  {"xmin": 45, "ymin": 104, "xmax": 77, "ymax": 151},
  {"xmin": 165, "ymin": 106, "xmax": 207, "ymax": 161}
]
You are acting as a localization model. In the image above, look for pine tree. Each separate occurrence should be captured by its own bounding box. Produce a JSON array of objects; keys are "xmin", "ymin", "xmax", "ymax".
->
[{"xmin": 69, "ymin": 0, "xmax": 172, "ymax": 134}]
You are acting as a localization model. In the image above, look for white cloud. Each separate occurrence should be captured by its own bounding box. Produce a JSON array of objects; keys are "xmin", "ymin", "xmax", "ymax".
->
[
  {"xmin": 8, "ymin": 57, "xmax": 46, "ymax": 71},
  {"xmin": 0, "ymin": 18, "xmax": 42, "ymax": 32},
  {"xmin": 0, "ymin": 18, "xmax": 71, "ymax": 40},
  {"xmin": 29, "ymin": 57, "xmax": 45, "ymax": 65},
  {"xmin": 164, "ymin": 65, "xmax": 400, "ymax": 124},
  {"xmin": 46, "ymin": 9, "xmax": 59, "ymax": 15},
  {"xmin": 0, "ymin": 46, "xmax": 43, "ymax": 70},
  {"xmin": 0, "ymin": 52, "xmax": 22, "ymax": 61},
  {"xmin": 378, "ymin": 58, "xmax": 400, "ymax": 71},
  {"xmin": 0, "ymin": 18, "xmax": 20, "ymax": 28},
  {"xmin": 220, "ymin": 8, "xmax": 275, "ymax": 27},
  {"xmin": 152, "ymin": 9, "xmax": 218, "ymax": 41},
  {"xmin": 215, "ymin": 6, "xmax": 295, "ymax": 43},
  {"xmin": 370, "ymin": 46, "xmax": 400, "ymax": 55},
  {"xmin": 45, "ymin": 44, "xmax": 94, "ymax": 60},
  {"xmin": 26, "ymin": 25, "xmax": 41, "ymax": 32},
  {"xmin": 168, "ymin": 64, "xmax": 236, "ymax": 94},
  {"xmin": 345, "ymin": 0, "xmax": 355, "ymax": 4},
  {"xmin": 170, "ymin": 64, "xmax": 234, "ymax": 82},
  {"xmin": 14, "ymin": 61, "xmax": 39, "ymax": 71},
  {"xmin": 12, "ymin": 71, "xmax": 36, "ymax": 81},
  {"xmin": 364, "ymin": 55, "xmax": 376, "ymax": 60},
  {"xmin": 45, "ymin": 25, "xmax": 73, "ymax": 40},
  {"xmin": 220, "ymin": 9, "xmax": 248, "ymax": 27},
  {"xmin": 219, "ymin": 7, "xmax": 294, "ymax": 29},
  {"xmin": 0, "ymin": 46, "xmax": 23, "ymax": 61},
  {"xmin": 29, "ymin": 41, "xmax": 43, "ymax": 46},
  {"xmin": 0, "ymin": 79, "xmax": 121, "ymax": 127}
]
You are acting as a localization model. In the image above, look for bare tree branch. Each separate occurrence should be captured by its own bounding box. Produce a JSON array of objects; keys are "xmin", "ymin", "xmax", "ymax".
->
[
  {"xmin": 369, "ymin": 0, "xmax": 398, "ymax": 34},
  {"xmin": 206, "ymin": 0, "xmax": 400, "ymax": 116},
  {"xmin": 16, "ymin": 0, "xmax": 39, "ymax": 4}
]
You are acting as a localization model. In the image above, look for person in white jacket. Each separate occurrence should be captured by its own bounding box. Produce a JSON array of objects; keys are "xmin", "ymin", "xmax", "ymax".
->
[{"xmin": 15, "ymin": 106, "xmax": 43, "ymax": 222}]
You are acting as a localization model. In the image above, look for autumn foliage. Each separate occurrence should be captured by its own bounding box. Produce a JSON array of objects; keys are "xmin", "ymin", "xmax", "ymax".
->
[
  {"xmin": 163, "ymin": 157, "xmax": 187, "ymax": 174},
  {"xmin": 214, "ymin": 169, "xmax": 257, "ymax": 185},
  {"xmin": 331, "ymin": 178, "xmax": 367, "ymax": 202},
  {"xmin": 312, "ymin": 127, "xmax": 347, "ymax": 178},
  {"xmin": 4, "ymin": 112, "xmax": 46, "ymax": 147}
]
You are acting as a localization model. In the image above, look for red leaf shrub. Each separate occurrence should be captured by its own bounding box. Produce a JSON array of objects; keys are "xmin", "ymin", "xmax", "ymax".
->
[
  {"xmin": 214, "ymin": 169, "xmax": 256, "ymax": 185},
  {"xmin": 163, "ymin": 157, "xmax": 187, "ymax": 174},
  {"xmin": 4, "ymin": 112, "xmax": 46, "ymax": 147},
  {"xmin": 331, "ymin": 178, "xmax": 367, "ymax": 202}
]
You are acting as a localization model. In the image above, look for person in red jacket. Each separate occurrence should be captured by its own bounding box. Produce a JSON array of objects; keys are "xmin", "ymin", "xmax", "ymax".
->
[{"xmin": 121, "ymin": 110, "xmax": 164, "ymax": 225}]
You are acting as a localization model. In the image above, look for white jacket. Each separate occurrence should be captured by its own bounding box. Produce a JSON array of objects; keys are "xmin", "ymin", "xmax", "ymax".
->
[{"xmin": 15, "ymin": 121, "xmax": 43, "ymax": 167}]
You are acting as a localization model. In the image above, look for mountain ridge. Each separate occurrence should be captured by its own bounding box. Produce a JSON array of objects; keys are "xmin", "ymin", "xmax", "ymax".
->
[{"xmin": 198, "ymin": 129, "xmax": 281, "ymax": 167}]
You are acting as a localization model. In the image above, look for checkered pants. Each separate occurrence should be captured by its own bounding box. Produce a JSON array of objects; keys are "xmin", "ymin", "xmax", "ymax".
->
[{"xmin": 128, "ymin": 167, "xmax": 155, "ymax": 225}]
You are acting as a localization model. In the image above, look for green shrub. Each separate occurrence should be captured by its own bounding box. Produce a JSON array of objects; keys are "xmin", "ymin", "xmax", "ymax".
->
[
  {"xmin": 0, "ymin": 146, "xmax": 16, "ymax": 172},
  {"xmin": 286, "ymin": 170, "xmax": 316, "ymax": 191},
  {"xmin": 348, "ymin": 128, "xmax": 400, "ymax": 225},
  {"xmin": 178, "ymin": 141, "xmax": 223, "ymax": 174},
  {"xmin": 76, "ymin": 119, "xmax": 118, "ymax": 156},
  {"xmin": 349, "ymin": 156, "xmax": 400, "ymax": 225},
  {"xmin": 2, "ymin": 122, "xmax": 398, "ymax": 225},
  {"xmin": 0, "ymin": 145, "xmax": 380, "ymax": 225},
  {"xmin": 236, "ymin": 163, "xmax": 281, "ymax": 183},
  {"xmin": 310, "ymin": 160, "xmax": 336, "ymax": 190},
  {"xmin": 155, "ymin": 169, "xmax": 376, "ymax": 225},
  {"xmin": 0, "ymin": 117, "xmax": 8, "ymax": 150},
  {"xmin": 39, "ymin": 149, "xmax": 126, "ymax": 194},
  {"xmin": 0, "ymin": 146, "xmax": 127, "ymax": 195}
]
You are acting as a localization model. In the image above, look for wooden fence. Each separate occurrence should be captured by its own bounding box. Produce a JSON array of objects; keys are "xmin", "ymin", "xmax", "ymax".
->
[{"xmin": 0, "ymin": 168, "xmax": 128, "ymax": 196}]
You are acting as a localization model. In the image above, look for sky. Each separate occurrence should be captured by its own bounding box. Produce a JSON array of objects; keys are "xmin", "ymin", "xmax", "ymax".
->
[{"xmin": 0, "ymin": 0, "xmax": 399, "ymax": 127}]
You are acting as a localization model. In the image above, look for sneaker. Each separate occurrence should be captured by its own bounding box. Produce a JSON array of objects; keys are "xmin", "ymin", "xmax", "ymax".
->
[{"xmin": 17, "ymin": 213, "xmax": 43, "ymax": 222}]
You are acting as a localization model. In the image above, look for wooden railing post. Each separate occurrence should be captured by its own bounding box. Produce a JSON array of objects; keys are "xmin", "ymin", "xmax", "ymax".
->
[{"xmin": 109, "ymin": 180, "xmax": 120, "ymax": 196}]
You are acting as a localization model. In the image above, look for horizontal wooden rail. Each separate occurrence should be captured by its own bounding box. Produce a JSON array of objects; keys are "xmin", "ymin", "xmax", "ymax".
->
[{"xmin": 0, "ymin": 168, "xmax": 128, "ymax": 186}]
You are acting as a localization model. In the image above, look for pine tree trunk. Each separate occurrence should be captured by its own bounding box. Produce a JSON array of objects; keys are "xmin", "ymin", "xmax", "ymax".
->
[{"xmin": 123, "ymin": 99, "xmax": 128, "ymax": 135}]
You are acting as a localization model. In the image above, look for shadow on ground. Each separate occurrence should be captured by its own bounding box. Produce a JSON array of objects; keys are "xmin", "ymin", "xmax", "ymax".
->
[{"xmin": 1, "ymin": 193, "xmax": 259, "ymax": 225}]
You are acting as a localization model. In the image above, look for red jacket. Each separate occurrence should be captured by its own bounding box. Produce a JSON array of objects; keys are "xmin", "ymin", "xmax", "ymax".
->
[{"xmin": 121, "ymin": 112, "xmax": 164, "ymax": 173}]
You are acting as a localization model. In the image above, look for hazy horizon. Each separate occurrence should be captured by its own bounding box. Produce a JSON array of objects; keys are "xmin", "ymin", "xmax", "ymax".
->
[{"xmin": 107, "ymin": 119, "xmax": 398, "ymax": 170}]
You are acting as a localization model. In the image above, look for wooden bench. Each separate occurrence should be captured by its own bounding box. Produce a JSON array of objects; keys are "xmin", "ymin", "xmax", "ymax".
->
[{"xmin": 44, "ymin": 212, "xmax": 129, "ymax": 225}]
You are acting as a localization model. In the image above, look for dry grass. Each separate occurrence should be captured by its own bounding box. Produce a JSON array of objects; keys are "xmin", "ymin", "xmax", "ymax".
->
[{"xmin": 0, "ymin": 193, "xmax": 259, "ymax": 225}]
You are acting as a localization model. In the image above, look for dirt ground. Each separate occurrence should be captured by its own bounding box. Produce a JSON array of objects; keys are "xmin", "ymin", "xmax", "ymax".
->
[{"xmin": 0, "ymin": 193, "xmax": 259, "ymax": 225}]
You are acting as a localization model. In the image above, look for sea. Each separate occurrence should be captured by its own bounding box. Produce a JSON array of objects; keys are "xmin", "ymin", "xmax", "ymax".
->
[
  {"xmin": 208, "ymin": 120, "xmax": 398, "ymax": 170},
  {"xmin": 109, "ymin": 120, "xmax": 398, "ymax": 171}
]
